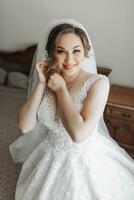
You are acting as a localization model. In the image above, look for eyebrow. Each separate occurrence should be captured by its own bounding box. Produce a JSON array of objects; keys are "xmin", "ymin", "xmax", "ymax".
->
[{"xmin": 56, "ymin": 45, "xmax": 81, "ymax": 49}]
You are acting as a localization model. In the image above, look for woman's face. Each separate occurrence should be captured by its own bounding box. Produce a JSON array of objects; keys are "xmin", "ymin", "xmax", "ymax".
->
[{"xmin": 54, "ymin": 33, "xmax": 85, "ymax": 77}]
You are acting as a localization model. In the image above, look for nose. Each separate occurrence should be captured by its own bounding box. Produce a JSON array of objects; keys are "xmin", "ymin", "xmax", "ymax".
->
[{"xmin": 65, "ymin": 53, "xmax": 74, "ymax": 64}]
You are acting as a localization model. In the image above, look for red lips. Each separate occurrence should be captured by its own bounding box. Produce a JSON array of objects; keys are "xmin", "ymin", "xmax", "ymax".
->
[{"xmin": 63, "ymin": 64, "xmax": 75, "ymax": 69}]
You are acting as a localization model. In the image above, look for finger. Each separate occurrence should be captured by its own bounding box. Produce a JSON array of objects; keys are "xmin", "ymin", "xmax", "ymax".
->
[
  {"xmin": 36, "ymin": 63, "xmax": 42, "ymax": 71},
  {"xmin": 36, "ymin": 61, "xmax": 48, "ymax": 69},
  {"xmin": 39, "ymin": 65, "xmax": 48, "ymax": 73},
  {"xmin": 38, "ymin": 61, "xmax": 48, "ymax": 65}
]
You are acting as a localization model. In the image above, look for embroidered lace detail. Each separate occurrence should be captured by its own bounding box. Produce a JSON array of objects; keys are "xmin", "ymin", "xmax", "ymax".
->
[
  {"xmin": 37, "ymin": 74, "xmax": 107, "ymax": 153},
  {"xmin": 37, "ymin": 88, "xmax": 59, "ymax": 130},
  {"xmin": 38, "ymin": 74, "xmax": 106, "ymax": 131},
  {"xmin": 15, "ymin": 74, "xmax": 134, "ymax": 200},
  {"xmin": 72, "ymin": 74, "xmax": 106, "ymax": 105}
]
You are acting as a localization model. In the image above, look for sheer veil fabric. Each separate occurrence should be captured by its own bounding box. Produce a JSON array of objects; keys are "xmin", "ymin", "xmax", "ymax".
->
[{"xmin": 9, "ymin": 19, "xmax": 109, "ymax": 163}]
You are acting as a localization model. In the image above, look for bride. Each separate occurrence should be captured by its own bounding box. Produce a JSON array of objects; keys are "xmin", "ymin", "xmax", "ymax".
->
[{"xmin": 10, "ymin": 19, "xmax": 134, "ymax": 200}]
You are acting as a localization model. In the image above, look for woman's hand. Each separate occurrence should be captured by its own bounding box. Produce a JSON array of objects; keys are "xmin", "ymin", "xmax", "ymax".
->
[
  {"xmin": 36, "ymin": 61, "xmax": 48, "ymax": 85},
  {"xmin": 47, "ymin": 73, "xmax": 66, "ymax": 93}
]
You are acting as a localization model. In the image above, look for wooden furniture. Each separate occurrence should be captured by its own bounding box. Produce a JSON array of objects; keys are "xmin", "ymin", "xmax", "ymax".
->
[
  {"xmin": 104, "ymin": 85, "xmax": 134, "ymax": 158},
  {"xmin": 97, "ymin": 66, "xmax": 112, "ymax": 76}
]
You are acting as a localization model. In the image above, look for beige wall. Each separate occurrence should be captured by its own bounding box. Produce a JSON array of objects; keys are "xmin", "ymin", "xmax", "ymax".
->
[{"xmin": 0, "ymin": 0, "xmax": 134, "ymax": 87}]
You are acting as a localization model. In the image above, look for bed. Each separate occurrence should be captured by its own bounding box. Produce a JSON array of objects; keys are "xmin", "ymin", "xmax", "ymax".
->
[{"xmin": 0, "ymin": 45, "xmax": 111, "ymax": 200}]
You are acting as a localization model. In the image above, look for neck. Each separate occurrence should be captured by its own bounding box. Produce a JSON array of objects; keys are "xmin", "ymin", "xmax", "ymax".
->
[{"xmin": 63, "ymin": 69, "xmax": 82, "ymax": 88}]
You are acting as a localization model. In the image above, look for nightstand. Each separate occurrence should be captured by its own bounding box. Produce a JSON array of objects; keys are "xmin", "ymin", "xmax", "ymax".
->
[{"xmin": 104, "ymin": 85, "xmax": 134, "ymax": 159}]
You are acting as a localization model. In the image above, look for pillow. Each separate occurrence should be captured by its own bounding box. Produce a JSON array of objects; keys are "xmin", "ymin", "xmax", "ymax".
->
[
  {"xmin": 7, "ymin": 72, "xmax": 28, "ymax": 89},
  {"xmin": 0, "ymin": 67, "xmax": 7, "ymax": 85}
]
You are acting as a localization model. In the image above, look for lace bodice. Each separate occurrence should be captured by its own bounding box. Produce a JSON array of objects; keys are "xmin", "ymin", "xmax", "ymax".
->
[{"xmin": 37, "ymin": 74, "xmax": 106, "ymax": 135}]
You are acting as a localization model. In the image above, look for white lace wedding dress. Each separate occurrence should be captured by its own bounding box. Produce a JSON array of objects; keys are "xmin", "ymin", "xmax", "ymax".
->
[{"xmin": 15, "ymin": 74, "xmax": 134, "ymax": 200}]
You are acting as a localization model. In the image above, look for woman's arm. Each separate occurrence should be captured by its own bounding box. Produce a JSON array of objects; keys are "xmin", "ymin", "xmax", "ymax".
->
[
  {"xmin": 17, "ymin": 61, "xmax": 48, "ymax": 133},
  {"xmin": 17, "ymin": 82, "xmax": 46, "ymax": 133},
  {"xmin": 56, "ymin": 76, "xmax": 110, "ymax": 143}
]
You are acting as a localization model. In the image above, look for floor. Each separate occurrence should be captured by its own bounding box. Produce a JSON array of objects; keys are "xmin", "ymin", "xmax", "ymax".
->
[{"xmin": 0, "ymin": 86, "xmax": 26, "ymax": 200}]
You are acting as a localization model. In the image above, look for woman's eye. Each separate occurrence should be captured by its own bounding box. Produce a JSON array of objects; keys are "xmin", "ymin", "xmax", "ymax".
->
[
  {"xmin": 56, "ymin": 50, "xmax": 65, "ymax": 54},
  {"xmin": 73, "ymin": 49, "xmax": 81, "ymax": 54}
]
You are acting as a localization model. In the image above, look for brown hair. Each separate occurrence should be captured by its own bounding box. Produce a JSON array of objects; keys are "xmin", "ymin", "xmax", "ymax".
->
[{"xmin": 45, "ymin": 23, "xmax": 91, "ymax": 61}]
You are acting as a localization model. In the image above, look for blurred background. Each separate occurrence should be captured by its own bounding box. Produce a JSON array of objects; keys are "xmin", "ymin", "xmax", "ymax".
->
[
  {"xmin": 0, "ymin": 1, "xmax": 133, "ymax": 199},
  {"xmin": 0, "ymin": 0, "xmax": 134, "ymax": 86}
]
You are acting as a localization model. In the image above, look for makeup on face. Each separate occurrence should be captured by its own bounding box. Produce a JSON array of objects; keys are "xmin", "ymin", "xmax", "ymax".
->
[{"xmin": 54, "ymin": 33, "xmax": 85, "ymax": 78}]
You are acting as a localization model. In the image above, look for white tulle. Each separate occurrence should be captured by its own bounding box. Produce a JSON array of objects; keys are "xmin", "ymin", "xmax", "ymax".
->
[{"xmin": 14, "ymin": 74, "xmax": 134, "ymax": 200}]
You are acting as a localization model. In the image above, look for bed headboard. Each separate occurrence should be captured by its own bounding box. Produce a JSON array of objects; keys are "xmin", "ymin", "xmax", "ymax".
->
[
  {"xmin": 0, "ymin": 45, "xmax": 111, "ymax": 76},
  {"xmin": 0, "ymin": 45, "xmax": 37, "ymax": 76}
]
